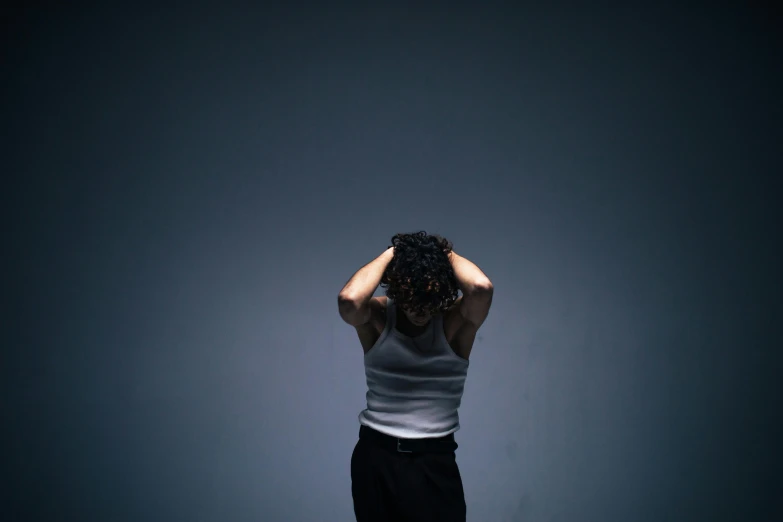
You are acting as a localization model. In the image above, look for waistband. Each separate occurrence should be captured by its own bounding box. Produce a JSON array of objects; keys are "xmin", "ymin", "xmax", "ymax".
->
[{"xmin": 359, "ymin": 424, "xmax": 459, "ymax": 454}]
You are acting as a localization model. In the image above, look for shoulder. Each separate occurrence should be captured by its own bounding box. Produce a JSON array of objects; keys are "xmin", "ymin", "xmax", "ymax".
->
[
  {"xmin": 368, "ymin": 296, "xmax": 388, "ymax": 333},
  {"xmin": 443, "ymin": 296, "xmax": 464, "ymax": 333},
  {"xmin": 351, "ymin": 296, "xmax": 389, "ymax": 354},
  {"xmin": 442, "ymin": 293, "xmax": 491, "ymax": 360},
  {"xmin": 374, "ymin": 295, "xmax": 389, "ymax": 313}
]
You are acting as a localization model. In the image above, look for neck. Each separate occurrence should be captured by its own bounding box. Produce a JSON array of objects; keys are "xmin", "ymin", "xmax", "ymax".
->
[{"xmin": 396, "ymin": 305, "xmax": 430, "ymax": 332}]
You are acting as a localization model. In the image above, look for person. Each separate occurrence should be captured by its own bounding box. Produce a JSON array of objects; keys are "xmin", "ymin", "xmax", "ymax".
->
[{"xmin": 337, "ymin": 231, "xmax": 494, "ymax": 522}]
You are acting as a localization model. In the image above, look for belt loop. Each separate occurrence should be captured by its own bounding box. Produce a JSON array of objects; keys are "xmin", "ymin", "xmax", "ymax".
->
[{"xmin": 397, "ymin": 439, "xmax": 413, "ymax": 453}]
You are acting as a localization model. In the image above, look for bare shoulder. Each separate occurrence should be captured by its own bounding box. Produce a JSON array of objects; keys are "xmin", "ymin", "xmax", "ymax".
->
[
  {"xmin": 353, "ymin": 296, "xmax": 388, "ymax": 354},
  {"xmin": 443, "ymin": 296, "xmax": 465, "ymax": 340},
  {"xmin": 370, "ymin": 296, "xmax": 388, "ymax": 321},
  {"xmin": 355, "ymin": 295, "xmax": 387, "ymax": 333},
  {"xmin": 443, "ymin": 290, "xmax": 493, "ymax": 360}
]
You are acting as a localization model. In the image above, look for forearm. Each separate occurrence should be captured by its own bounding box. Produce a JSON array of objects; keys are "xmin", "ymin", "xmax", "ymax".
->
[
  {"xmin": 449, "ymin": 251, "xmax": 493, "ymax": 294},
  {"xmin": 338, "ymin": 247, "xmax": 395, "ymax": 305}
]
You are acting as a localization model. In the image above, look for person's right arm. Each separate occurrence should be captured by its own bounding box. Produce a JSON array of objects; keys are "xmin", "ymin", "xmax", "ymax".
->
[{"xmin": 337, "ymin": 247, "xmax": 395, "ymax": 325}]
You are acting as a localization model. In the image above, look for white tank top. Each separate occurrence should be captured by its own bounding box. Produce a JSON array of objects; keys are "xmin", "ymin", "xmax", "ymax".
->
[{"xmin": 358, "ymin": 297, "xmax": 470, "ymax": 439}]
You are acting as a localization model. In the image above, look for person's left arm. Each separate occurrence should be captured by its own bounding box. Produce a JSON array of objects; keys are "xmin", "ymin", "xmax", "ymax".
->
[
  {"xmin": 448, "ymin": 251, "xmax": 493, "ymax": 294},
  {"xmin": 448, "ymin": 251, "xmax": 494, "ymax": 326}
]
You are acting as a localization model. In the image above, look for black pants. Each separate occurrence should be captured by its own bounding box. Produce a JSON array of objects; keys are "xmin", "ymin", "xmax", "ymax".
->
[{"xmin": 350, "ymin": 425, "xmax": 467, "ymax": 522}]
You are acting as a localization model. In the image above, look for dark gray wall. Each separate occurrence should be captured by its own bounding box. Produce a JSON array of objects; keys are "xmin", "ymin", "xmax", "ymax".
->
[{"xmin": 4, "ymin": 5, "xmax": 780, "ymax": 521}]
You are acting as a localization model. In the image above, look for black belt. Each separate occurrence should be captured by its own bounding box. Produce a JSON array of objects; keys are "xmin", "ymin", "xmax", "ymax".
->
[{"xmin": 359, "ymin": 425, "xmax": 459, "ymax": 454}]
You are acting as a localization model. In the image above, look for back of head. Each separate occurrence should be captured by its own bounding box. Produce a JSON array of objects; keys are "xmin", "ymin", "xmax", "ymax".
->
[{"xmin": 380, "ymin": 231, "xmax": 459, "ymax": 315}]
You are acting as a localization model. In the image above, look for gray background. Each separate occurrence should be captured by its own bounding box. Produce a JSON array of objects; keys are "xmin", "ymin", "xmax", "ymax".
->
[{"xmin": 4, "ymin": 5, "xmax": 780, "ymax": 522}]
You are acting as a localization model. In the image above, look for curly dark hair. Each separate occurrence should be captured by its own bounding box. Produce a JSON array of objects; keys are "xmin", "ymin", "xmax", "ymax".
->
[{"xmin": 380, "ymin": 231, "xmax": 459, "ymax": 315}]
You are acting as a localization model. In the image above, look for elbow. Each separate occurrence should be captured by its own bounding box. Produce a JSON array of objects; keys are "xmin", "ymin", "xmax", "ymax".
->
[
  {"xmin": 463, "ymin": 280, "xmax": 493, "ymax": 295},
  {"xmin": 338, "ymin": 292, "xmax": 363, "ymax": 311},
  {"xmin": 338, "ymin": 292, "xmax": 358, "ymax": 304}
]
